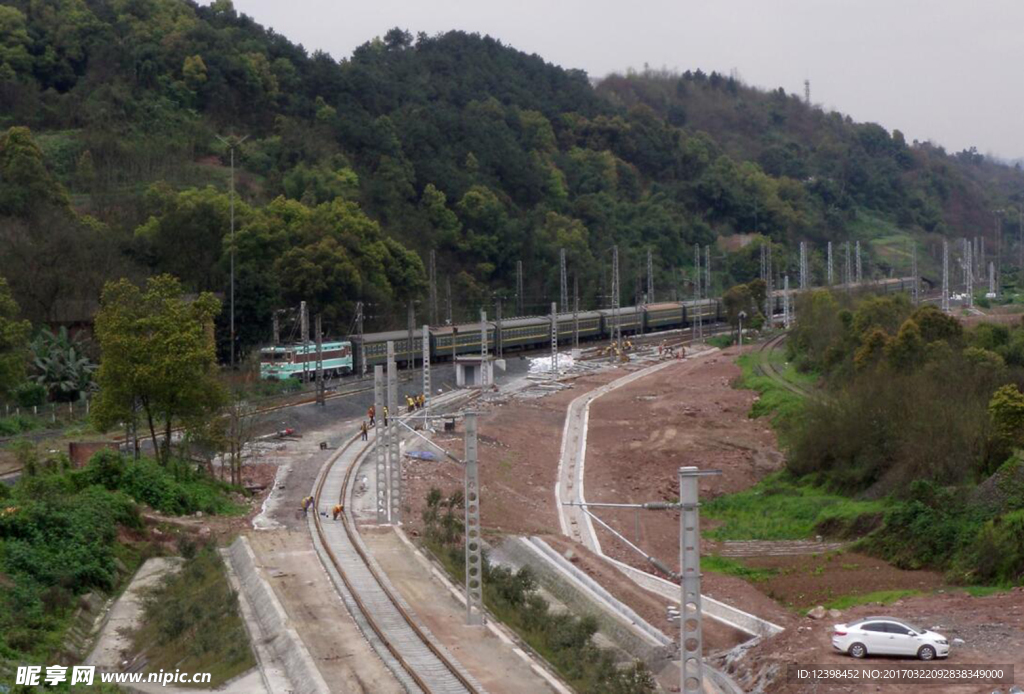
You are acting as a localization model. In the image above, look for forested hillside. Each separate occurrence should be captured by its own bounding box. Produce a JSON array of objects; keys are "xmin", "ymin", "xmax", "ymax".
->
[{"xmin": 2, "ymin": 0, "xmax": 1023, "ymax": 355}]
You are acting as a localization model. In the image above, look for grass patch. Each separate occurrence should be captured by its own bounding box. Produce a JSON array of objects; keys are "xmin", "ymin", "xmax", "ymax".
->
[
  {"xmin": 707, "ymin": 334, "xmax": 735, "ymax": 349},
  {"xmin": 736, "ymin": 352, "xmax": 808, "ymax": 437},
  {"xmin": 130, "ymin": 546, "xmax": 255, "ymax": 687},
  {"xmin": 702, "ymin": 554, "xmax": 777, "ymax": 582},
  {"xmin": 958, "ymin": 585, "xmax": 1008, "ymax": 598},
  {"xmin": 704, "ymin": 472, "xmax": 886, "ymax": 541},
  {"xmin": 0, "ymin": 414, "xmax": 41, "ymax": 436},
  {"xmin": 820, "ymin": 589, "xmax": 921, "ymax": 611}
]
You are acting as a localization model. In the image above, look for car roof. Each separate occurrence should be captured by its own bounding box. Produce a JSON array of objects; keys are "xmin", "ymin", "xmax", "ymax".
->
[{"xmin": 850, "ymin": 617, "xmax": 920, "ymax": 629}]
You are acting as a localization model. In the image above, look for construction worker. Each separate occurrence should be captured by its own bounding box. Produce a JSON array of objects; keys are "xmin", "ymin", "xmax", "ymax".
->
[
  {"xmin": 418, "ymin": 393, "xmax": 425, "ymax": 409},
  {"xmin": 360, "ymin": 421, "xmax": 368, "ymax": 441},
  {"xmin": 301, "ymin": 496, "xmax": 314, "ymax": 517},
  {"xmin": 332, "ymin": 504, "xmax": 343, "ymax": 520},
  {"xmin": 368, "ymin": 405, "xmax": 375, "ymax": 427},
  {"xmin": 383, "ymin": 405, "xmax": 389, "ymax": 427}
]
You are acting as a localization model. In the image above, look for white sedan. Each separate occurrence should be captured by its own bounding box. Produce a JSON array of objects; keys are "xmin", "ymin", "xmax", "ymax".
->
[{"xmin": 832, "ymin": 617, "xmax": 949, "ymax": 660}]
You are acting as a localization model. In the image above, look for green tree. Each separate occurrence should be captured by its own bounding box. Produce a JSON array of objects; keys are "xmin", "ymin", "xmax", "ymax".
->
[
  {"xmin": 886, "ymin": 318, "xmax": 924, "ymax": 372},
  {"xmin": 182, "ymin": 54, "xmax": 208, "ymax": 90},
  {"xmin": 134, "ymin": 185, "xmax": 246, "ymax": 292},
  {"xmin": 0, "ymin": 6, "xmax": 32, "ymax": 76},
  {"xmin": 0, "ymin": 126, "xmax": 69, "ymax": 216},
  {"xmin": 990, "ymin": 384, "xmax": 1024, "ymax": 450},
  {"xmin": 722, "ymin": 283, "xmax": 755, "ymax": 329},
  {"xmin": 854, "ymin": 328, "xmax": 890, "ymax": 371},
  {"xmin": 0, "ymin": 275, "xmax": 30, "ymax": 396},
  {"xmin": 92, "ymin": 276, "xmax": 224, "ymax": 463}
]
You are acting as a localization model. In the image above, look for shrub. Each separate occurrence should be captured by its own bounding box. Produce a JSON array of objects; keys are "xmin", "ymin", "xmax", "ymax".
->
[
  {"xmin": 14, "ymin": 382, "xmax": 46, "ymax": 408},
  {"xmin": 955, "ymin": 510, "xmax": 1024, "ymax": 585},
  {"xmin": 83, "ymin": 452, "xmax": 243, "ymax": 516}
]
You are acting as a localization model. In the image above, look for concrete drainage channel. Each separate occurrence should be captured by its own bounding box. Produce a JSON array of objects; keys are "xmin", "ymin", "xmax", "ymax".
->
[
  {"xmin": 555, "ymin": 348, "xmax": 784, "ymax": 693},
  {"xmin": 222, "ymin": 537, "xmax": 330, "ymax": 694}
]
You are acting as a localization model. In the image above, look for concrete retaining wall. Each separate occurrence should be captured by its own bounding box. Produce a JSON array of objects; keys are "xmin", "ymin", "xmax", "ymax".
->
[
  {"xmin": 222, "ymin": 537, "xmax": 329, "ymax": 694},
  {"xmin": 497, "ymin": 536, "xmax": 674, "ymax": 666},
  {"xmin": 605, "ymin": 556, "xmax": 783, "ymax": 638}
]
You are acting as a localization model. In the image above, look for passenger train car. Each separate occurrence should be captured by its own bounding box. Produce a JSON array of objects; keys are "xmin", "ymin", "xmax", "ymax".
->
[
  {"xmin": 276, "ymin": 276, "xmax": 917, "ymax": 378},
  {"xmin": 259, "ymin": 341, "xmax": 353, "ymax": 380}
]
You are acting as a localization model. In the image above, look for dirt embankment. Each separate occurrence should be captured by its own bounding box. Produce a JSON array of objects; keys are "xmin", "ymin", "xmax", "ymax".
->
[{"xmin": 401, "ymin": 369, "xmax": 623, "ymax": 538}]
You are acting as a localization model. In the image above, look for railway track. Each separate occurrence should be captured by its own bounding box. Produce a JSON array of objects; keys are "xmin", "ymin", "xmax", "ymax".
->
[
  {"xmin": 312, "ymin": 415, "xmax": 480, "ymax": 694},
  {"xmin": 754, "ymin": 332, "xmax": 815, "ymax": 398}
]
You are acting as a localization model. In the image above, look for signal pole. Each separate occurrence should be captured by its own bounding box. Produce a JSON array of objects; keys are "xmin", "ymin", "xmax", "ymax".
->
[
  {"xmin": 910, "ymin": 241, "xmax": 919, "ymax": 305},
  {"xmin": 422, "ymin": 324, "xmax": 431, "ymax": 408},
  {"xmin": 550, "ymin": 302, "xmax": 558, "ymax": 375},
  {"xmin": 464, "ymin": 413, "xmax": 484, "ymax": 625},
  {"xmin": 855, "ymin": 240, "xmax": 862, "ymax": 284},
  {"xmin": 827, "ymin": 241, "xmax": 833, "ymax": 285},
  {"xmin": 573, "ymin": 275, "xmax": 580, "ymax": 352},
  {"xmin": 407, "ymin": 303, "xmax": 415, "ymax": 371},
  {"xmin": 356, "ymin": 301, "xmax": 366, "ymax": 376},
  {"xmin": 704, "ymin": 245, "xmax": 711, "ymax": 298},
  {"xmin": 315, "ymin": 315, "xmax": 325, "ymax": 406},
  {"xmin": 693, "ymin": 244, "xmax": 703, "ymax": 341},
  {"xmin": 300, "ymin": 301, "xmax": 309, "ymax": 383},
  {"xmin": 647, "ymin": 247, "xmax": 655, "ymax": 303},
  {"xmin": 799, "ymin": 241, "xmax": 808, "ymax": 290},
  {"xmin": 429, "ymin": 250, "xmax": 438, "ymax": 326},
  {"xmin": 560, "ymin": 248, "xmax": 568, "ymax": 315},
  {"xmin": 446, "ymin": 276, "xmax": 453, "ymax": 325},
  {"xmin": 495, "ymin": 298, "xmax": 503, "ymax": 359},
  {"xmin": 612, "ymin": 246, "xmax": 621, "ymax": 351},
  {"xmin": 516, "ymin": 260, "xmax": 524, "ymax": 316}
]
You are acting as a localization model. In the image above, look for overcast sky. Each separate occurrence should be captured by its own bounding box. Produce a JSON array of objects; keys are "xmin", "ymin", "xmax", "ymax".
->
[{"xmin": 215, "ymin": 0, "xmax": 1024, "ymax": 160}]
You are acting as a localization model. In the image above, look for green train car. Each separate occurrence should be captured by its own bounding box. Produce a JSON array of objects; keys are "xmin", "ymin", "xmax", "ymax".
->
[
  {"xmin": 352, "ymin": 328, "xmax": 427, "ymax": 369},
  {"xmin": 259, "ymin": 341, "xmax": 353, "ymax": 380}
]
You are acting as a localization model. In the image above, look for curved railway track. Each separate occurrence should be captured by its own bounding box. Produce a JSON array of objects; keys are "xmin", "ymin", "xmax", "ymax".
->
[
  {"xmin": 754, "ymin": 332, "xmax": 815, "ymax": 398},
  {"xmin": 312, "ymin": 426, "xmax": 480, "ymax": 694}
]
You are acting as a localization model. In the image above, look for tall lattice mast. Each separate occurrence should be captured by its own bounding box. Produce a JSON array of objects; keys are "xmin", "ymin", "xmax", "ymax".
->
[
  {"xmin": 428, "ymin": 249, "xmax": 438, "ymax": 326},
  {"xmin": 941, "ymin": 239, "xmax": 950, "ymax": 312}
]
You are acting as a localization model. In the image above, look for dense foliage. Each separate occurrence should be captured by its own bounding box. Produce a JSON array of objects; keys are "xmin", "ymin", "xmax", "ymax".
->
[
  {"xmin": 3, "ymin": 0, "xmax": 1024, "ymax": 357},
  {"xmin": 29, "ymin": 326, "xmax": 96, "ymax": 402},
  {"xmin": 0, "ymin": 275, "xmax": 30, "ymax": 397},
  {"xmin": 0, "ymin": 447, "xmax": 242, "ymax": 660},
  {"xmin": 775, "ymin": 290, "xmax": 1024, "ymax": 585}
]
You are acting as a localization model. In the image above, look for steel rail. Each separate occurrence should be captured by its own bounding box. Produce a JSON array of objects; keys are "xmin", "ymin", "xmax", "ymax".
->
[{"xmin": 312, "ymin": 425, "xmax": 479, "ymax": 694}]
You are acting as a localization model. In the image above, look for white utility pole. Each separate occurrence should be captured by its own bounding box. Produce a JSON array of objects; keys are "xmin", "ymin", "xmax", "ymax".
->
[{"xmin": 215, "ymin": 133, "xmax": 248, "ymax": 370}]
